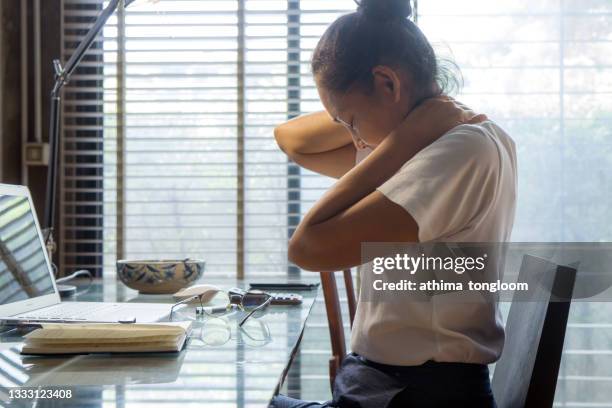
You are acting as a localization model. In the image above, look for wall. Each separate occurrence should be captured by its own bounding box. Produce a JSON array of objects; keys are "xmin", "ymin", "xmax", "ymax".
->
[
  {"xmin": 0, "ymin": 0, "xmax": 62, "ymax": 266},
  {"xmin": 0, "ymin": 0, "xmax": 23, "ymax": 185}
]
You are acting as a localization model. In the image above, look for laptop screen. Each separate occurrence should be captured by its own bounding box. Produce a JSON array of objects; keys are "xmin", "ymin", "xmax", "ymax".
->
[{"xmin": 0, "ymin": 195, "xmax": 55, "ymax": 305}]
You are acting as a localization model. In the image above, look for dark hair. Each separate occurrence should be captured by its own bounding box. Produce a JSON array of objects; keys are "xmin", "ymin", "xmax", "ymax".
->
[{"xmin": 311, "ymin": 0, "xmax": 460, "ymax": 101}]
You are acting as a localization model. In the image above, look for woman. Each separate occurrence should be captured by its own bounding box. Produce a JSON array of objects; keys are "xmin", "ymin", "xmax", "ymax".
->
[{"xmin": 272, "ymin": 0, "xmax": 516, "ymax": 407}]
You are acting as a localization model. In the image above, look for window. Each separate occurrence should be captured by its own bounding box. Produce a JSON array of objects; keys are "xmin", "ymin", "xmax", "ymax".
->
[
  {"xmin": 61, "ymin": 0, "xmax": 612, "ymax": 266},
  {"xmin": 419, "ymin": 0, "xmax": 612, "ymax": 241},
  {"xmin": 61, "ymin": 0, "xmax": 356, "ymax": 278}
]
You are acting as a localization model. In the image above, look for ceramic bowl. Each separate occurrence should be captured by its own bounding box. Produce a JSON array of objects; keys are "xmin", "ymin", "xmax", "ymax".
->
[{"xmin": 117, "ymin": 259, "xmax": 205, "ymax": 294}]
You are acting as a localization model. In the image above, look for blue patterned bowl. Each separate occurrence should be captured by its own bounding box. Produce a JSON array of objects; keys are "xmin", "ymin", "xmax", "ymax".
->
[{"xmin": 117, "ymin": 259, "xmax": 205, "ymax": 294}]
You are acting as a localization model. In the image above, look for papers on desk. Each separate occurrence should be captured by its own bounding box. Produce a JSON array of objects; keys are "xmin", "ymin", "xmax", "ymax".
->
[{"xmin": 20, "ymin": 321, "xmax": 192, "ymax": 355}]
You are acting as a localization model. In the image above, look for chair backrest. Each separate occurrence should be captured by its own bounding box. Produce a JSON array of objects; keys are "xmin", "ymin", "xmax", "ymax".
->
[
  {"xmin": 320, "ymin": 269, "xmax": 356, "ymax": 388},
  {"xmin": 492, "ymin": 254, "xmax": 577, "ymax": 408}
]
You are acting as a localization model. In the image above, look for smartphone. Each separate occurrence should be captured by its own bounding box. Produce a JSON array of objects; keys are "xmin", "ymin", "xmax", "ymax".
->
[{"xmin": 249, "ymin": 283, "xmax": 319, "ymax": 291}]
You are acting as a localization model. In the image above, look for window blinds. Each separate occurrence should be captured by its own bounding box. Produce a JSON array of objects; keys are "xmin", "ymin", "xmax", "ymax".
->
[
  {"xmin": 62, "ymin": 0, "xmax": 105, "ymax": 276},
  {"xmin": 61, "ymin": 0, "xmax": 612, "ymax": 269},
  {"xmin": 61, "ymin": 0, "xmax": 356, "ymax": 278}
]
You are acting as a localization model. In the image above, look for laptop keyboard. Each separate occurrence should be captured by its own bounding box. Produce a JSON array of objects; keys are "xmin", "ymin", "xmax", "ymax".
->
[{"xmin": 16, "ymin": 303, "xmax": 121, "ymax": 321}]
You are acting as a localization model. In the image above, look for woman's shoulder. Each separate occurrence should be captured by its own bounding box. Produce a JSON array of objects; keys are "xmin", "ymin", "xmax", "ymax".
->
[{"xmin": 424, "ymin": 120, "xmax": 516, "ymax": 167}]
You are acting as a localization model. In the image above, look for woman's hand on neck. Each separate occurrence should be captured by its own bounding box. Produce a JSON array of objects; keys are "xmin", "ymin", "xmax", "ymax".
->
[{"xmin": 297, "ymin": 96, "xmax": 487, "ymax": 227}]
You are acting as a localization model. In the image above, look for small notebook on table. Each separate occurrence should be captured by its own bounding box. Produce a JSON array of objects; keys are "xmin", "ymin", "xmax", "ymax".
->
[{"xmin": 21, "ymin": 321, "xmax": 192, "ymax": 355}]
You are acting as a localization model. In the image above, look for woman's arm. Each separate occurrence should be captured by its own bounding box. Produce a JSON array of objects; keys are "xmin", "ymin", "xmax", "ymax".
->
[
  {"xmin": 288, "ymin": 98, "xmax": 487, "ymax": 271},
  {"xmin": 274, "ymin": 111, "xmax": 356, "ymax": 178}
]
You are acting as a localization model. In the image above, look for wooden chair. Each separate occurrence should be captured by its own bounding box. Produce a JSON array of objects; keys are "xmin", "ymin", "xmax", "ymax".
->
[
  {"xmin": 492, "ymin": 254, "xmax": 577, "ymax": 408},
  {"xmin": 320, "ymin": 269, "xmax": 356, "ymax": 388}
]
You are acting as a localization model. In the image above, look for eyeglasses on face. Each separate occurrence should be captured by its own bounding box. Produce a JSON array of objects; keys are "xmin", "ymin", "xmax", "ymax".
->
[{"xmin": 334, "ymin": 116, "xmax": 370, "ymax": 150}]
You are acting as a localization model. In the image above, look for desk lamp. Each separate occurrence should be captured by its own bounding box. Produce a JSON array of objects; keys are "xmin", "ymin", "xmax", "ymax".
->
[{"xmin": 43, "ymin": 0, "xmax": 157, "ymax": 294}]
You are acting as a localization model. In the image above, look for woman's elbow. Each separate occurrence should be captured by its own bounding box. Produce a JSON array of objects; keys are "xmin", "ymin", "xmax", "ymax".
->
[
  {"xmin": 288, "ymin": 233, "xmax": 324, "ymax": 271},
  {"xmin": 274, "ymin": 125, "xmax": 293, "ymax": 155}
]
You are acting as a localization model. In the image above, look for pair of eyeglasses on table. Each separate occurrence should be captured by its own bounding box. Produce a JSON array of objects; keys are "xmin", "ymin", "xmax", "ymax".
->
[
  {"xmin": 193, "ymin": 317, "xmax": 272, "ymax": 347},
  {"xmin": 169, "ymin": 288, "xmax": 272, "ymax": 326}
]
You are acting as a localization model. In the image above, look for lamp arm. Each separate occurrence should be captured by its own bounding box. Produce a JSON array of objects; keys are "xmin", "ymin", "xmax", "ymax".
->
[
  {"xmin": 59, "ymin": 0, "xmax": 121, "ymax": 92},
  {"xmin": 42, "ymin": 0, "xmax": 122, "ymax": 238}
]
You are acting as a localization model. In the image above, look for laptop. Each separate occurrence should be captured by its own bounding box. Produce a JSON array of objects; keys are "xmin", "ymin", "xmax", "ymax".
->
[{"xmin": 0, "ymin": 183, "xmax": 172, "ymax": 325}]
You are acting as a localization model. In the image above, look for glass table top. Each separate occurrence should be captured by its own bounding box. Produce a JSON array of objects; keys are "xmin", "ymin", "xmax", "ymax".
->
[{"xmin": 0, "ymin": 277, "xmax": 318, "ymax": 407}]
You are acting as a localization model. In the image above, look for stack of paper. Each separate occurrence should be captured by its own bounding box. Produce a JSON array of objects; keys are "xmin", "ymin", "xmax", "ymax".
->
[{"xmin": 21, "ymin": 321, "xmax": 192, "ymax": 355}]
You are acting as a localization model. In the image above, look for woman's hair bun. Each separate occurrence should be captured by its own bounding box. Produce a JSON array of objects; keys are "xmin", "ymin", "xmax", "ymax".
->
[{"xmin": 356, "ymin": 0, "xmax": 412, "ymax": 21}]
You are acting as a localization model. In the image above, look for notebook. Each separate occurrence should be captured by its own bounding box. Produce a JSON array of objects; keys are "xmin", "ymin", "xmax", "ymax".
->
[{"xmin": 21, "ymin": 321, "xmax": 192, "ymax": 355}]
